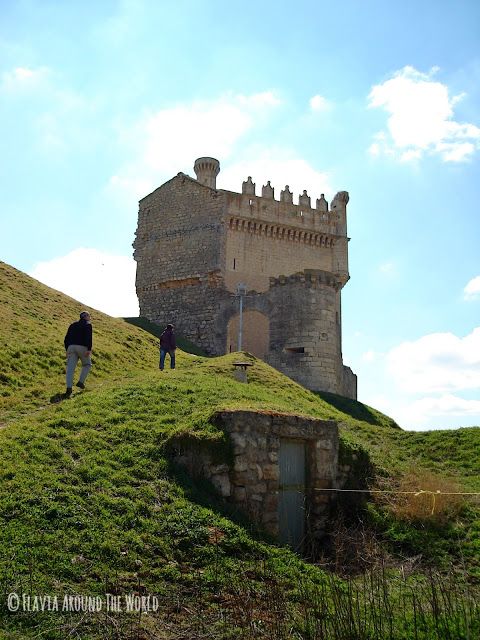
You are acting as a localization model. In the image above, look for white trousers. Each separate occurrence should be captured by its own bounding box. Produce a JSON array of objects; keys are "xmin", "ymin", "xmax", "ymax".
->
[{"xmin": 66, "ymin": 345, "xmax": 92, "ymax": 388}]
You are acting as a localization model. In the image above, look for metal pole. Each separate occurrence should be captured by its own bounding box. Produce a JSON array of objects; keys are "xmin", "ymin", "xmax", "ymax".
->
[
  {"xmin": 236, "ymin": 282, "xmax": 246, "ymax": 352},
  {"xmin": 238, "ymin": 293, "xmax": 243, "ymax": 351}
]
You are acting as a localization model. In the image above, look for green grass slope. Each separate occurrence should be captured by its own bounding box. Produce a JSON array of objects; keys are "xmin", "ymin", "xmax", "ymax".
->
[
  {"xmin": 0, "ymin": 261, "xmax": 479, "ymax": 639},
  {"xmin": 124, "ymin": 316, "xmax": 208, "ymax": 356},
  {"xmin": 0, "ymin": 261, "xmax": 199, "ymax": 420}
]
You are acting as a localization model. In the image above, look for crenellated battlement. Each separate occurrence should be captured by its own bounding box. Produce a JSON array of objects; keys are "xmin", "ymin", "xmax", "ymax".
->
[
  {"xmin": 222, "ymin": 179, "xmax": 348, "ymax": 237},
  {"xmin": 240, "ymin": 175, "xmax": 339, "ymax": 210},
  {"xmin": 225, "ymin": 191, "xmax": 342, "ymax": 234}
]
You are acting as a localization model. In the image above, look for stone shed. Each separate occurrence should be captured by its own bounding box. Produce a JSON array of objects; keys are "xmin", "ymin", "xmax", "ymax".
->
[{"xmin": 173, "ymin": 410, "xmax": 339, "ymax": 550}]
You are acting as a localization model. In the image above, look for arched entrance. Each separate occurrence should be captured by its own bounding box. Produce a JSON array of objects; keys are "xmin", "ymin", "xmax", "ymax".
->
[{"xmin": 226, "ymin": 310, "xmax": 269, "ymax": 360}]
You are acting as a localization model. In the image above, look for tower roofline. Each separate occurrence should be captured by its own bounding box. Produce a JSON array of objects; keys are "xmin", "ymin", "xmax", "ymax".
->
[{"xmin": 139, "ymin": 171, "xmax": 219, "ymax": 203}]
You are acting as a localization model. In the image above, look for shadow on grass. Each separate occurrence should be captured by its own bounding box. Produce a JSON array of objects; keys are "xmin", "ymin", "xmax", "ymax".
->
[
  {"xmin": 316, "ymin": 390, "xmax": 400, "ymax": 428},
  {"xmin": 166, "ymin": 458, "xmax": 277, "ymax": 548},
  {"xmin": 124, "ymin": 317, "xmax": 208, "ymax": 356},
  {"xmin": 50, "ymin": 392, "xmax": 68, "ymax": 404}
]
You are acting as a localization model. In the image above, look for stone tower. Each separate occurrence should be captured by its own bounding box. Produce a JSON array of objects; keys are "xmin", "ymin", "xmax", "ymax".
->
[
  {"xmin": 193, "ymin": 157, "xmax": 220, "ymax": 188},
  {"xmin": 133, "ymin": 157, "xmax": 357, "ymax": 399}
]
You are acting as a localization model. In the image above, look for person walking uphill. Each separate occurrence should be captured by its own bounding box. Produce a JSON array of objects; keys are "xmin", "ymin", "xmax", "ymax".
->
[
  {"xmin": 64, "ymin": 311, "xmax": 93, "ymax": 397},
  {"xmin": 159, "ymin": 324, "xmax": 176, "ymax": 370}
]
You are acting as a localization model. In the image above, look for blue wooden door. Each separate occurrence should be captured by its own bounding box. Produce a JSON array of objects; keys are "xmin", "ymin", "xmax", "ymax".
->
[{"xmin": 278, "ymin": 439, "xmax": 306, "ymax": 550}]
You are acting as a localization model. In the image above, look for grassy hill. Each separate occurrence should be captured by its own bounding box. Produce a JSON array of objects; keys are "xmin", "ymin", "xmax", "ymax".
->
[{"xmin": 0, "ymin": 261, "xmax": 479, "ymax": 639}]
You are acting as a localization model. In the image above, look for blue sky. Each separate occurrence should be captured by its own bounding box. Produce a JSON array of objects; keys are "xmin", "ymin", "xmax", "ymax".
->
[{"xmin": 1, "ymin": 0, "xmax": 479, "ymax": 430}]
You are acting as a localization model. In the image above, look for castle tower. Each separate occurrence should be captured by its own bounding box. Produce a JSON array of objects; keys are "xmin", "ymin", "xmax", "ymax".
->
[
  {"xmin": 133, "ymin": 156, "xmax": 357, "ymax": 399},
  {"xmin": 193, "ymin": 157, "xmax": 220, "ymax": 189}
]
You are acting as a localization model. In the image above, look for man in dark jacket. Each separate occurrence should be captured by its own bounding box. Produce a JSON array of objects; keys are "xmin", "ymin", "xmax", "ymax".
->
[
  {"xmin": 159, "ymin": 324, "xmax": 176, "ymax": 370},
  {"xmin": 64, "ymin": 311, "xmax": 93, "ymax": 396}
]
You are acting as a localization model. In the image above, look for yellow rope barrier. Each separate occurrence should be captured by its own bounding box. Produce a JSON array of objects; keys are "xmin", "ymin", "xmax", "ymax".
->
[
  {"xmin": 312, "ymin": 488, "xmax": 480, "ymax": 495},
  {"xmin": 311, "ymin": 487, "xmax": 480, "ymax": 515}
]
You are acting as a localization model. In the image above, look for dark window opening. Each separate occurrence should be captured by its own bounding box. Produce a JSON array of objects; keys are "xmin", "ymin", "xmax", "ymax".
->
[
  {"xmin": 233, "ymin": 258, "xmax": 236, "ymax": 270},
  {"xmin": 285, "ymin": 347, "xmax": 305, "ymax": 354}
]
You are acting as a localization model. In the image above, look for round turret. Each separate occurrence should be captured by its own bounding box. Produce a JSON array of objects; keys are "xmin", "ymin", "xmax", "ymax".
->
[{"xmin": 194, "ymin": 157, "xmax": 220, "ymax": 189}]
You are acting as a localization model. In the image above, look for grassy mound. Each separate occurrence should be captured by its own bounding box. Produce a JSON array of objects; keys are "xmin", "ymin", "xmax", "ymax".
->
[
  {"xmin": 0, "ymin": 261, "xmax": 479, "ymax": 639},
  {"xmin": 0, "ymin": 261, "xmax": 188, "ymax": 420},
  {"xmin": 124, "ymin": 316, "xmax": 208, "ymax": 356}
]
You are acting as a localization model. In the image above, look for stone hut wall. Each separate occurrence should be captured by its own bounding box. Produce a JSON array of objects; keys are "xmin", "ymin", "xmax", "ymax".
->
[{"xmin": 172, "ymin": 410, "xmax": 339, "ymax": 543}]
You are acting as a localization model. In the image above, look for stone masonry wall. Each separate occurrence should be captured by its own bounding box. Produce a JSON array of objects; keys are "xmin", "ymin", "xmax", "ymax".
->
[
  {"xmin": 256, "ymin": 270, "xmax": 346, "ymax": 396},
  {"xmin": 137, "ymin": 274, "xmax": 231, "ymax": 355},
  {"xmin": 134, "ymin": 174, "xmax": 227, "ymax": 295},
  {"xmin": 134, "ymin": 175, "xmax": 229, "ymax": 354},
  {"xmin": 172, "ymin": 410, "xmax": 339, "ymax": 542},
  {"xmin": 341, "ymin": 365, "xmax": 358, "ymax": 402}
]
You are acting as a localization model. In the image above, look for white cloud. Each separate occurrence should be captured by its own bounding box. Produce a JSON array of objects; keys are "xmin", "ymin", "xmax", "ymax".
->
[
  {"xmin": 362, "ymin": 350, "xmax": 378, "ymax": 362},
  {"xmin": 108, "ymin": 91, "xmax": 283, "ymax": 202},
  {"xmin": 368, "ymin": 66, "xmax": 480, "ymax": 162},
  {"xmin": 386, "ymin": 327, "xmax": 480, "ymax": 393},
  {"xmin": 464, "ymin": 275, "xmax": 480, "ymax": 301},
  {"xmin": 400, "ymin": 149, "xmax": 422, "ymax": 162},
  {"xmin": 1, "ymin": 66, "xmax": 50, "ymax": 92},
  {"xmin": 378, "ymin": 261, "xmax": 396, "ymax": 274},
  {"xmin": 29, "ymin": 249, "xmax": 139, "ymax": 317},
  {"xmin": 309, "ymin": 94, "xmax": 330, "ymax": 112},
  {"xmin": 387, "ymin": 394, "xmax": 480, "ymax": 430},
  {"xmin": 436, "ymin": 141, "xmax": 475, "ymax": 162},
  {"xmin": 108, "ymin": 91, "xmax": 333, "ymax": 206},
  {"xmin": 220, "ymin": 148, "xmax": 332, "ymax": 202},
  {"xmin": 1, "ymin": 64, "xmax": 97, "ymax": 155}
]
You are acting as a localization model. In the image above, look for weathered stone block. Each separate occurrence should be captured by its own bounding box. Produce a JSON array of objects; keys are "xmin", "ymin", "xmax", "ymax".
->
[
  {"xmin": 233, "ymin": 459, "xmax": 248, "ymax": 473},
  {"xmin": 233, "ymin": 486, "xmax": 246, "ymax": 502},
  {"xmin": 211, "ymin": 474, "xmax": 231, "ymax": 497},
  {"xmin": 262, "ymin": 464, "xmax": 279, "ymax": 481},
  {"xmin": 210, "ymin": 463, "xmax": 229, "ymax": 475},
  {"xmin": 250, "ymin": 482, "xmax": 267, "ymax": 494},
  {"xmin": 230, "ymin": 432, "xmax": 247, "ymax": 452}
]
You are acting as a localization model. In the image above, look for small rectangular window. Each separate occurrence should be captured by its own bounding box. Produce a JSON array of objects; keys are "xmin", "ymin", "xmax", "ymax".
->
[
  {"xmin": 285, "ymin": 347, "xmax": 305, "ymax": 354},
  {"xmin": 233, "ymin": 258, "xmax": 236, "ymax": 270}
]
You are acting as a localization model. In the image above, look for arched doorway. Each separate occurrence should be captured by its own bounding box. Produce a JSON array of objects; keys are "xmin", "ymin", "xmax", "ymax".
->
[{"xmin": 226, "ymin": 310, "xmax": 269, "ymax": 360}]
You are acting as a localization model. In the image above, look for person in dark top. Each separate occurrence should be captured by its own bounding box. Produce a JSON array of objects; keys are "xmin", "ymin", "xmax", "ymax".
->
[
  {"xmin": 159, "ymin": 324, "xmax": 176, "ymax": 370},
  {"xmin": 64, "ymin": 311, "xmax": 93, "ymax": 397}
]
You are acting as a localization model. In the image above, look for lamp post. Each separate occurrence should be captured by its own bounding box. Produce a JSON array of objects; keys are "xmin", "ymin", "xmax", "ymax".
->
[{"xmin": 236, "ymin": 282, "xmax": 247, "ymax": 351}]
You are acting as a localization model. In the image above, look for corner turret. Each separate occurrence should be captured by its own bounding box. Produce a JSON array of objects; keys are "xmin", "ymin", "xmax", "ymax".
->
[{"xmin": 194, "ymin": 157, "xmax": 220, "ymax": 189}]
